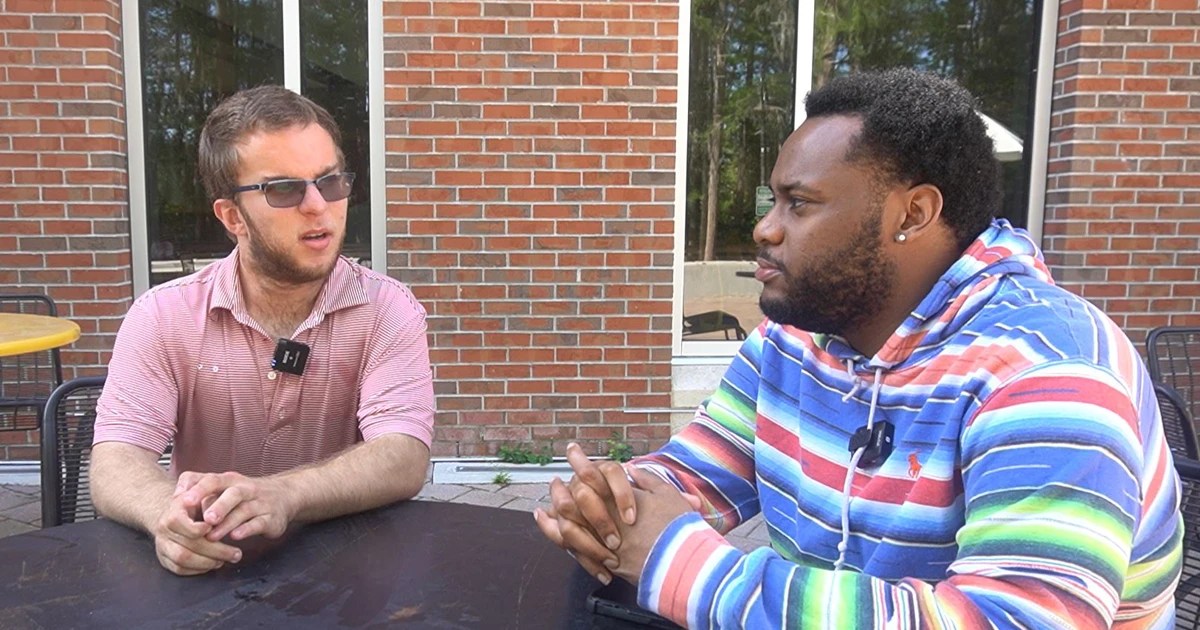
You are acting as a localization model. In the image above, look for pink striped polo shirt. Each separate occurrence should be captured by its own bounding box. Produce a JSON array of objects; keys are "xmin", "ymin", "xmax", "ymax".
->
[{"xmin": 94, "ymin": 249, "xmax": 435, "ymax": 477}]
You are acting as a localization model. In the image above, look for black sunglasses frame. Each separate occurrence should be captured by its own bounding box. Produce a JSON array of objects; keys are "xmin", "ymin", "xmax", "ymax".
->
[{"xmin": 230, "ymin": 171, "xmax": 356, "ymax": 208}]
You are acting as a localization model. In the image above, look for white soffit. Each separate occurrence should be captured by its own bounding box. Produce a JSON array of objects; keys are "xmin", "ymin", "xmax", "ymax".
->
[{"xmin": 979, "ymin": 111, "xmax": 1024, "ymax": 163}]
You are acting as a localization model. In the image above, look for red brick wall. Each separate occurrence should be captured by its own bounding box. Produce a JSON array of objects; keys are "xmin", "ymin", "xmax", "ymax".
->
[
  {"xmin": 1043, "ymin": 0, "xmax": 1199, "ymax": 347},
  {"xmin": 0, "ymin": 0, "xmax": 131, "ymax": 459},
  {"xmin": 6, "ymin": 0, "xmax": 1193, "ymax": 462},
  {"xmin": 382, "ymin": 0, "xmax": 680, "ymax": 457}
]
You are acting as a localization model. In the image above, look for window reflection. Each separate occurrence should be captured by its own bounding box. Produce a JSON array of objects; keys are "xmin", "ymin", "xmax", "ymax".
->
[
  {"xmin": 681, "ymin": 0, "xmax": 1037, "ymax": 342},
  {"xmin": 814, "ymin": 0, "xmax": 1036, "ymax": 225},
  {"xmin": 300, "ymin": 0, "xmax": 371, "ymax": 264},
  {"xmin": 141, "ymin": 0, "xmax": 285, "ymax": 286},
  {"xmin": 682, "ymin": 0, "xmax": 798, "ymax": 341}
]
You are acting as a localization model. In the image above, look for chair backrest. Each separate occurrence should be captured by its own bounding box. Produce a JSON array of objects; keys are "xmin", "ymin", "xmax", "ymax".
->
[
  {"xmin": 1148, "ymin": 326, "xmax": 1200, "ymax": 426},
  {"xmin": 40, "ymin": 376, "xmax": 106, "ymax": 527},
  {"xmin": 0, "ymin": 294, "xmax": 65, "ymax": 431},
  {"xmin": 1157, "ymin": 384, "xmax": 1199, "ymax": 461},
  {"xmin": 1175, "ymin": 457, "xmax": 1200, "ymax": 628}
]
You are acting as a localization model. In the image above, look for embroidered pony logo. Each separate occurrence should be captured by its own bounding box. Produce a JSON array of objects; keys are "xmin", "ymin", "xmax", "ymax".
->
[{"xmin": 907, "ymin": 452, "xmax": 922, "ymax": 478}]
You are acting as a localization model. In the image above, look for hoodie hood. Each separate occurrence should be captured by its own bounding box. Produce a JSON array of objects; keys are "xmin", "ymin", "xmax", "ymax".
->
[{"xmin": 823, "ymin": 218, "xmax": 1053, "ymax": 371}]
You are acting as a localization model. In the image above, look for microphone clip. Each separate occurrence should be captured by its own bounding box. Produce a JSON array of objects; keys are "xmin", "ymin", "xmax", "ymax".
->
[
  {"xmin": 848, "ymin": 421, "xmax": 894, "ymax": 468},
  {"xmin": 272, "ymin": 338, "xmax": 310, "ymax": 376}
]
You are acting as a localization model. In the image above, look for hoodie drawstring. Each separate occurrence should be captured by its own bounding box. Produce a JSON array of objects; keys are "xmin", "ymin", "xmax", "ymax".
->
[
  {"xmin": 834, "ymin": 364, "xmax": 884, "ymax": 571},
  {"xmin": 840, "ymin": 359, "xmax": 863, "ymax": 403}
]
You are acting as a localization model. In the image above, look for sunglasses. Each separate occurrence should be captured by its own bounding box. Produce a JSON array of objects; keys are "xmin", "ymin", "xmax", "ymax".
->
[{"xmin": 230, "ymin": 172, "xmax": 356, "ymax": 208}]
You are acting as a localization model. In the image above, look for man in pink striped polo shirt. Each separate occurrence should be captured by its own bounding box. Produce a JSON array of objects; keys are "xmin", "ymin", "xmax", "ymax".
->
[{"xmin": 91, "ymin": 86, "xmax": 435, "ymax": 576}]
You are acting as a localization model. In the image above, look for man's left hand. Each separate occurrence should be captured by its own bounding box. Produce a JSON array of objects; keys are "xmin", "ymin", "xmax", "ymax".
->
[
  {"xmin": 608, "ymin": 467, "xmax": 697, "ymax": 585},
  {"xmin": 176, "ymin": 472, "xmax": 297, "ymax": 543}
]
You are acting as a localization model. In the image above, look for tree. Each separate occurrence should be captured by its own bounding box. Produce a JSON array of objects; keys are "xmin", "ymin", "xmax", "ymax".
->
[
  {"xmin": 683, "ymin": 0, "xmax": 1036, "ymax": 262},
  {"xmin": 687, "ymin": 0, "xmax": 797, "ymax": 262},
  {"xmin": 701, "ymin": 0, "xmax": 730, "ymax": 262}
]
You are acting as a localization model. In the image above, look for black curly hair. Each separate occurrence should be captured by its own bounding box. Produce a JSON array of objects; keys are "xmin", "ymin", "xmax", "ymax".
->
[{"xmin": 805, "ymin": 68, "xmax": 1002, "ymax": 252}]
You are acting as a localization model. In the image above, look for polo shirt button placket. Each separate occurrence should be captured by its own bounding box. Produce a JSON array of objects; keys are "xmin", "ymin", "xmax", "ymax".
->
[{"xmin": 267, "ymin": 371, "xmax": 277, "ymax": 381}]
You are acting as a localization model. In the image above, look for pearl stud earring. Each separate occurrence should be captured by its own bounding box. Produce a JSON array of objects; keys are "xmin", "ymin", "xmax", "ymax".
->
[{"xmin": 895, "ymin": 233, "xmax": 907, "ymax": 243}]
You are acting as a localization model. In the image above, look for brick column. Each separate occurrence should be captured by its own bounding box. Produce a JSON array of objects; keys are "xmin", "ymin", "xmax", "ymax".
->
[
  {"xmin": 0, "ymin": 0, "xmax": 130, "ymax": 458},
  {"xmin": 1043, "ymin": 0, "xmax": 1199, "ymax": 344},
  {"xmin": 383, "ymin": 0, "xmax": 680, "ymax": 457}
]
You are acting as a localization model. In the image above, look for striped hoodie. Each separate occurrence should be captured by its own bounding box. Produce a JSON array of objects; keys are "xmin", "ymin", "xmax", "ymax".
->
[{"xmin": 633, "ymin": 219, "xmax": 1182, "ymax": 629}]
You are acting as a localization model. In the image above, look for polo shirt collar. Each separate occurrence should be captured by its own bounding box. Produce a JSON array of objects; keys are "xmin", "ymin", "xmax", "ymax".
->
[{"xmin": 209, "ymin": 247, "xmax": 370, "ymax": 334}]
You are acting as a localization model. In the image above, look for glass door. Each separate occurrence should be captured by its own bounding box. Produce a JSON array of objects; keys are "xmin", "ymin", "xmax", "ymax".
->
[
  {"xmin": 132, "ymin": 0, "xmax": 372, "ymax": 287},
  {"xmin": 679, "ymin": 0, "xmax": 1041, "ymax": 353}
]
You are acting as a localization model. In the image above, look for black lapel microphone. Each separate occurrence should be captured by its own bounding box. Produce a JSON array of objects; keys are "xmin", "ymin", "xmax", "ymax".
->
[
  {"xmin": 272, "ymin": 338, "xmax": 310, "ymax": 375},
  {"xmin": 849, "ymin": 421, "xmax": 894, "ymax": 468}
]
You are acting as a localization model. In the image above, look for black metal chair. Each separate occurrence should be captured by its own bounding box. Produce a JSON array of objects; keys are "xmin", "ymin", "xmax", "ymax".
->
[
  {"xmin": 1148, "ymin": 326, "xmax": 1200, "ymax": 427},
  {"xmin": 682, "ymin": 310, "xmax": 747, "ymax": 341},
  {"xmin": 40, "ymin": 376, "xmax": 105, "ymax": 527},
  {"xmin": 1175, "ymin": 456, "xmax": 1200, "ymax": 627},
  {"xmin": 1158, "ymin": 383, "xmax": 1199, "ymax": 461},
  {"xmin": 0, "ymin": 294, "xmax": 65, "ymax": 432}
]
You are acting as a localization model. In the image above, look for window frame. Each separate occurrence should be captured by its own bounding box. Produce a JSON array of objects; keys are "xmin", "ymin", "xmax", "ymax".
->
[
  {"xmin": 121, "ymin": 0, "xmax": 387, "ymax": 296},
  {"xmin": 670, "ymin": 0, "xmax": 1058, "ymax": 358}
]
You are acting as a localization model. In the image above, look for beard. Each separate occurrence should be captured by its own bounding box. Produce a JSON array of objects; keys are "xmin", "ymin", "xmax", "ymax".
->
[
  {"xmin": 758, "ymin": 209, "xmax": 897, "ymax": 336},
  {"xmin": 238, "ymin": 204, "xmax": 342, "ymax": 285}
]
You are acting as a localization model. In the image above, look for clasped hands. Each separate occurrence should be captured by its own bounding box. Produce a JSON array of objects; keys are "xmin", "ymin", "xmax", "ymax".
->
[
  {"xmin": 150, "ymin": 471, "xmax": 295, "ymax": 576},
  {"xmin": 534, "ymin": 443, "xmax": 701, "ymax": 586}
]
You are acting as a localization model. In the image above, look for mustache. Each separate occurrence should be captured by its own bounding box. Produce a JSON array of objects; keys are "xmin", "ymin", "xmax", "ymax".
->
[{"xmin": 757, "ymin": 249, "xmax": 785, "ymax": 269}]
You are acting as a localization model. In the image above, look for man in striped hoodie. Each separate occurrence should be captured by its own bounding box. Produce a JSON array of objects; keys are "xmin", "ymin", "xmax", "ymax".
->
[{"xmin": 536, "ymin": 68, "xmax": 1183, "ymax": 628}]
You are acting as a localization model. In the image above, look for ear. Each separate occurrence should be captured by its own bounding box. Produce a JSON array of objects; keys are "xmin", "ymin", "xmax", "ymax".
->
[
  {"xmin": 213, "ymin": 198, "xmax": 248, "ymax": 240},
  {"xmin": 893, "ymin": 183, "xmax": 944, "ymax": 242}
]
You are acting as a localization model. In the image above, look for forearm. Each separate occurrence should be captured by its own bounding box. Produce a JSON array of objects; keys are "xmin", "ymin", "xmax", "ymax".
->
[
  {"xmin": 90, "ymin": 442, "xmax": 176, "ymax": 533},
  {"xmin": 640, "ymin": 513, "xmax": 1117, "ymax": 629},
  {"xmin": 641, "ymin": 364, "xmax": 1154, "ymax": 629},
  {"xmin": 631, "ymin": 391, "xmax": 759, "ymax": 533},
  {"xmin": 631, "ymin": 333, "xmax": 762, "ymax": 534},
  {"xmin": 273, "ymin": 433, "xmax": 429, "ymax": 524}
]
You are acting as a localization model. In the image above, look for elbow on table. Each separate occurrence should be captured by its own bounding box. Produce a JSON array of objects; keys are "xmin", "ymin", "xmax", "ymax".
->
[
  {"xmin": 395, "ymin": 456, "xmax": 428, "ymax": 502},
  {"xmin": 377, "ymin": 434, "xmax": 430, "ymax": 503},
  {"xmin": 87, "ymin": 445, "xmax": 118, "ymax": 517},
  {"xmin": 396, "ymin": 478, "xmax": 424, "ymax": 503}
]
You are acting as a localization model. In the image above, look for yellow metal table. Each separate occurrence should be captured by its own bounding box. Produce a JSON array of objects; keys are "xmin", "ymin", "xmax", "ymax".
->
[{"xmin": 0, "ymin": 313, "xmax": 81, "ymax": 357}]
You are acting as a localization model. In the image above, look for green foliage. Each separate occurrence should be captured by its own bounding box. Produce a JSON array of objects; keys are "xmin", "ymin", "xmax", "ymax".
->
[
  {"xmin": 686, "ymin": 0, "xmax": 1036, "ymax": 261},
  {"xmin": 686, "ymin": 0, "xmax": 798, "ymax": 262},
  {"xmin": 497, "ymin": 444, "xmax": 554, "ymax": 466},
  {"xmin": 606, "ymin": 433, "xmax": 634, "ymax": 463},
  {"xmin": 492, "ymin": 472, "xmax": 512, "ymax": 486}
]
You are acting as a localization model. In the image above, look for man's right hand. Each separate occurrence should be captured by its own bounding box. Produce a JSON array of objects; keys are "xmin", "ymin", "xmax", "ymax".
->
[
  {"xmin": 534, "ymin": 443, "xmax": 701, "ymax": 585},
  {"xmin": 149, "ymin": 489, "xmax": 243, "ymax": 576}
]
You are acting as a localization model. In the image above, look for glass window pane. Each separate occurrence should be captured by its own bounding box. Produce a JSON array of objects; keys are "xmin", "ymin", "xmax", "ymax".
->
[
  {"xmin": 681, "ymin": 0, "xmax": 1038, "ymax": 346},
  {"xmin": 682, "ymin": 0, "xmax": 797, "ymax": 342},
  {"xmin": 300, "ymin": 1, "xmax": 371, "ymax": 265},
  {"xmin": 140, "ymin": 0, "xmax": 285, "ymax": 286},
  {"xmin": 813, "ymin": 0, "xmax": 1037, "ymax": 226}
]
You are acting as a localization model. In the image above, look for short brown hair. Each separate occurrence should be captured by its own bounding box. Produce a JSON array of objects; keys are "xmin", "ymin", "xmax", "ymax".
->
[{"xmin": 198, "ymin": 85, "xmax": 343, "ymax": 203}]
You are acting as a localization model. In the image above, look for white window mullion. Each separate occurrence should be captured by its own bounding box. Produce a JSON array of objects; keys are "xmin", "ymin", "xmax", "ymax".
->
[
  {"xmin": 122, "ymin": 0, "xmax": 150, "ymax": 296},
  {"xmin": 1025, "ymin": 0, "xmax": 1059, "ymax": 247},
  {"xmin": 794, "ymin": 0, "xmax": 815, "ymax": 130},
  {"xmin": 283, "ymin": 0, "xmax": 301, "ymax": 93},
  {"xmin": 671, "ymin": 0, "xmax": 693, "ymax": 356},
  {"xmin": 369, "ymin": 0, "xmax": 386, "ymax": 273}
]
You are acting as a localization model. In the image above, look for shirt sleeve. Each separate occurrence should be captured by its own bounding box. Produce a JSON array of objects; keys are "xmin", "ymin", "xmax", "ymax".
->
[
  {"xmin": 635, "ymin": 360, "xmax": 1174, "ymax": 630},
  {"xmin": 92, "ymin": 294, "xmax": 177, "ymax": 455},
  {"xmin": 356, "ymin": 285, "xmax": 435, "ymax": 446},
  {"xmin": 630, "ymin": 324, "xmax": 764, "ymax": 535}
]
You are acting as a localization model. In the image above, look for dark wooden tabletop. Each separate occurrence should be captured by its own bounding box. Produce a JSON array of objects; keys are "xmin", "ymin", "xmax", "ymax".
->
[{"xmin": 0, "ymin": 500, "xmax": 643, "ymax": 629}]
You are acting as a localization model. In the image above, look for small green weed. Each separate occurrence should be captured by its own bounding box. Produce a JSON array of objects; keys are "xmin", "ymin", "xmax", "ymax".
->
[
  {"xmin": 497, "ymin": 443, "xmax": 554, "ymax": 466},
  {"xmin": 606, "ymin": 432, "xmax": 634, "ymax": 463},
  {"xmin": 492, "ymin": 472, "xmax": 512, "ymax": 485}
]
